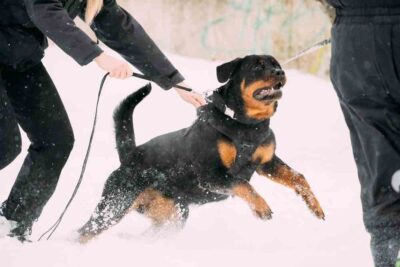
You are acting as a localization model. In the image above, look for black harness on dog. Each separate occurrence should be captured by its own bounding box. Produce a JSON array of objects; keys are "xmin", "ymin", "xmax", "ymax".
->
[{"xmin": 198, "ymin": 91, "xmax": 272, "ymax": 181}]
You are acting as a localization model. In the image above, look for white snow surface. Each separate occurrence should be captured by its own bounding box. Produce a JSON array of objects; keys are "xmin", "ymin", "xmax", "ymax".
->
[{"xmin": 0, "ymin": 46, "xmax": 373, "ymax": 266}]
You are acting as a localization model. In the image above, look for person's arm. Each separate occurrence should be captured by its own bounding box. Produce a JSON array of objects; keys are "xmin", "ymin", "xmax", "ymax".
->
[
  {"xmin": 24, "ymin": 0, "xmax": 103, "ymax": 65},
  {"xmin": 87, "ymin": 0, "xmax": 184, "ymax": 90}
]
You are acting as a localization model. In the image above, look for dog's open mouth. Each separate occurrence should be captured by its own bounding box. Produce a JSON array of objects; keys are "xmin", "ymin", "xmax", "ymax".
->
[{"xmin": 253, "ymin": 81, "xmax": 284, "ymax": 101}]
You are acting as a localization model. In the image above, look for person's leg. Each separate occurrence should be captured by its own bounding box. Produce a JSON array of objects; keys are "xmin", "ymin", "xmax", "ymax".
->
[
  {"xmin": 1, "ymin": 63, "xmax": 74, "ymax": 238},
  {"xmin": 339, "ymin": 101, "xmax": 400, "ymax": 266},
  {"xmin": 331, "ymin": 20, "xmax": 400, "ymax": 266},
  {"xmin": 0, "ymin": 68, "xmax": 22, "ymax": 170},
  {"xmin": 371, "ymin": 233, "xmax": 400, "ymax": 267}
]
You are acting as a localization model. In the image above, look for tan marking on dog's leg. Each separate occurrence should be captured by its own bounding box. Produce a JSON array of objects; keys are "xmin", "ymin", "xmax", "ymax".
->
[
  {"xmin": 241, "ymin": 80, "xmax": 277, "ymax": 120},
  {"xmin": 258, "ymin": 164, "xmax": 325, "ymax": 220},
  {"xmin": 252, "ymin": 143, "xmax": 275, "ymax": 164},
  {"xmin": 217, "ymin": 139, "xmax": 237, "ymax": 168},
  {"xmin": 232, "ymin": 182, "xmax": 272, "ymax": 220},
  {"xmin": 132, "ymin": 188, "xmax": 180, "ymax": 225}
]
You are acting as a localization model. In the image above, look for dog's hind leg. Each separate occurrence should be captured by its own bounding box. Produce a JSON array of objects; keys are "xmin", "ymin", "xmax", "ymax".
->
[
  {"xmin": 78, "ymin": 167, "xmax": 146, "ymax": 243},
  {"xmin": 140, "ymin": 202, "xmax": 189, "ymax": 238},
  {"xmin": 257, "ymin": 155, "xmax": 325, "ymax": 220},
  {"xmin": 131, "ymin": 188, "xmax": 188, "ymax": 227}
]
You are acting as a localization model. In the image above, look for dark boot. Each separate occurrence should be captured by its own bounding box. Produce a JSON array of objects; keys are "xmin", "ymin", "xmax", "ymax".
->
[
  {"xmin": 0, "ymin": 203, "xmax": 32, "ymax": 242},
  {"xmin": 8, "ymin": 221, "xmax": 32, "ymax": 243}
]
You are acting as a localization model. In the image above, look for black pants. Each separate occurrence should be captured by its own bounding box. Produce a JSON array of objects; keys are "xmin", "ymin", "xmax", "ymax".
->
[
  {"xmin": 0, "ymin": 62, "xmax": 74, "ymax": 229},
  {"xmin": 331, "ymin": 9, "xmax": 400, "ymax": 266}
]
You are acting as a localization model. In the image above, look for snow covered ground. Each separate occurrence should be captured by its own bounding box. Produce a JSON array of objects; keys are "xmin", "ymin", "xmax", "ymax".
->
[{"xmin": 0, "ymin": 46, "xmax": 373, "ymax": 266}]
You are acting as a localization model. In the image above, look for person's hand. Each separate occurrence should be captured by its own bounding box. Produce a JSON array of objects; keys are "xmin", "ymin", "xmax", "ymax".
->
[
  {"xmin": 94, "ymin": 52, "xmax": 132, "ymax": 79},
  {"xmin": 174, "ymin": 83, "xmax": 206, "ymax": 108}
]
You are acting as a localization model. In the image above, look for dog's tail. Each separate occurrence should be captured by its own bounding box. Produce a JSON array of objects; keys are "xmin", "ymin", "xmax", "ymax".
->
[{"xmin": 113, "ymin": 84, "xmax": 152, "ymax": 164}]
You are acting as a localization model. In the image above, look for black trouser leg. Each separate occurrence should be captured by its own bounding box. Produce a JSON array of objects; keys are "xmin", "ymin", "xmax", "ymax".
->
[
  {"xmin": 331, "ymin": 17, "xmax": 400, "ymax": 266},
  {"xmin": 371, "ymin": 233, "xmax": 400, "ymax": 267},
  {"xmin": 339, "ymin": 101, "xmax": 400, "ymax": 266},
  {"xmin": 1, "ymin": 63, "xmax": 74, "ymax": 228},
  {"xmin": 0, "ymin": 69, "xmax": 22, "ymax": 170}
]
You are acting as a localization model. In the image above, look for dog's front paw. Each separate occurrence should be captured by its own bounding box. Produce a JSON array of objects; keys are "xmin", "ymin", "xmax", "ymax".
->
[
  {"xmin": 252, "ymin": 198, "xmax": 273, "ymax": 220},
  {"xmin": 297, "ymin": 187, "xmax": 325, "ymax": 220},
  {"xmin": 309, "ymin": 201, "xmax": 325, "ymax": 220}
]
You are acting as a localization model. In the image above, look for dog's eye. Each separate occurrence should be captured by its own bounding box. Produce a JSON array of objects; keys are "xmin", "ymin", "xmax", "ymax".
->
[{"xmin": 252, "ymin": 64, "xmax": 263, "ymax": 71}]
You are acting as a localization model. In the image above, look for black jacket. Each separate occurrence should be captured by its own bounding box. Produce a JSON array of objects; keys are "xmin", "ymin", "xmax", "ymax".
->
[
  {"xmin": 327, "ymin": 0, "xmax": 400, "ymax": 8},
  {"xmin": 0, "ymin": 0, "xmax": 184, "ymax": 89}
]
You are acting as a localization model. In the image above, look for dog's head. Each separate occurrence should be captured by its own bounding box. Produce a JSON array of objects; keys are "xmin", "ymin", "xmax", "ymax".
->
[{"xmin": 216, "ymin": 55, "xmax": 286, "ymax": 121}]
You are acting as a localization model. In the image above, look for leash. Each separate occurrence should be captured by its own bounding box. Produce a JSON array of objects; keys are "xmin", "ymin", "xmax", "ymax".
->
[
  {"xmin": 39, "ymin": 73, "xmax": 109, "ymax": 241},
  {"xmin": 131, "ymin": 72, "xmax": 193, "ymax": 92},
  {"xmin": 282, "ymin": 38, "xmax": 331, "ymax": 65},
  {"xmin": 39, "ymin": 38, "xmax": 330, "ymax": 240}
]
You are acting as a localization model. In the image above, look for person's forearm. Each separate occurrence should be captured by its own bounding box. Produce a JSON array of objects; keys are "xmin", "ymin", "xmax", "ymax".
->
[
  {"xmin": 24, "ymin": 0, "xmax": 103, "ymax": 65},
  {"xmin": 91, "ymin": 0, "xmax": 184, "ymax": 89}
]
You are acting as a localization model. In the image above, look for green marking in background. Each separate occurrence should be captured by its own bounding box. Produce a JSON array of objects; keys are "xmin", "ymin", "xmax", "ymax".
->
[{"xmin": 396, "ymin": 249, "xmax": 400, "ymax": 267}]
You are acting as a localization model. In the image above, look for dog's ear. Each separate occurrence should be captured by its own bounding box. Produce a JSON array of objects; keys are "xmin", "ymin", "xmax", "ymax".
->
[{"xmin": 216, "ymin": 58, "xmax": 242, "ymax": 83}]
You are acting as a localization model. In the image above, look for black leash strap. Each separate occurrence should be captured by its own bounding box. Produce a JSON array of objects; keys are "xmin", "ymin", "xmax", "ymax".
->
[
  {"xmin": 131, "ymin": 72, "xmax": 193, "ymax": 92},
  {"xmin": 39, "ymin": 73, "xmax": 109, "ymax": 241}
]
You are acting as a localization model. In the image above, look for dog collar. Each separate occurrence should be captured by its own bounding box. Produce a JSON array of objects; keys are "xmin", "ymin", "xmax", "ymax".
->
[
  {"xmin": 205, "ymin": 91, "xmax": 236, "ymax": 120},
  {"xmin": 205, "ymin": 91, "xmax": 267, "ymax": 125}
]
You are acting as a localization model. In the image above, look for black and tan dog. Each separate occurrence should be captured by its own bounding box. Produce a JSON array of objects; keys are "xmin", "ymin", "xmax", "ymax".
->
[{"xmin": 78, "ymin": 55, "xmax": 325, "ymax": 242}]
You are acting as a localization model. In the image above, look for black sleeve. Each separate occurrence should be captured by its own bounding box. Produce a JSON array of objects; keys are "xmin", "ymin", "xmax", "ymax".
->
[
  {"xmin": 89, "ymin": 0, "xmax": 185, "ymax": 90},
  {"xmin": 24, "ymin": 0, "xmax": 103, "ymax": 66}
]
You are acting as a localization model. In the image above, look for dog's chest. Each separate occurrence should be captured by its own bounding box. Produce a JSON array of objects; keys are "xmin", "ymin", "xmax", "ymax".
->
[{"xmin": 217, "ymin": 139, "xmax": 275, "ymax": 169}]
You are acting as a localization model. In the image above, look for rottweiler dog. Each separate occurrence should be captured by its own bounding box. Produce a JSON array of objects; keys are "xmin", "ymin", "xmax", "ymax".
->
[{"xmin": 78, "ymin": 55, "xmax": 325, "ymax": 243}]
